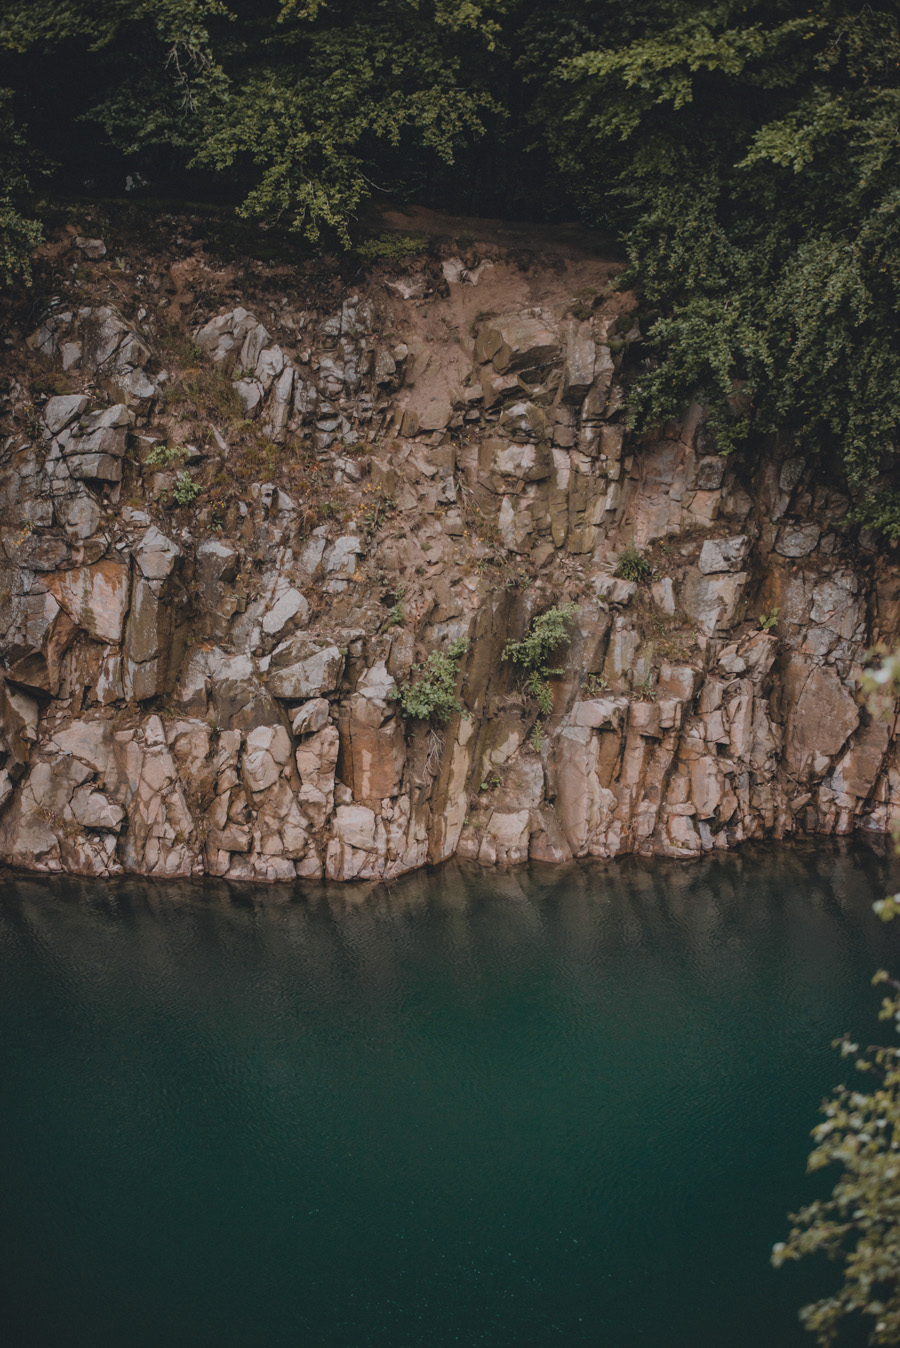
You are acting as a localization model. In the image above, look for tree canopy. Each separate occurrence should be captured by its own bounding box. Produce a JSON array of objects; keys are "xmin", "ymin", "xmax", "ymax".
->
[
  {"xmin": 542, "ymin": 1, "xmax": 900, "ymax": 534},
  {"xmin": 3, "ymin": 0, "xmax": 900, "ymax": 529}
]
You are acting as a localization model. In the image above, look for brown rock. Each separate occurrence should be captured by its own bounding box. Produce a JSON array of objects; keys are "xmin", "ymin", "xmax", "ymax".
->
[
  {"xmin": 680, "ymin": 569, "xmax": 747, "ymax": 637},
  {"xmin": 49, "ymin": 560, "xmax": 130, "ymax": 643},
  {"xmin": 477, "ymin": 313, "xmax": 560, "ymax": 374},
  {"xmin": 784, "ymin": 660, "xmax": 859, "ymax": 779},
  {"xmin": 832, "ymin": 718, "xmax": 892, "ymax": 802}
]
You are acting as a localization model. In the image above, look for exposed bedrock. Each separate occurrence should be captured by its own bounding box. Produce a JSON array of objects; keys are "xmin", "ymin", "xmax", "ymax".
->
[{"xmin": 0, "ymin": 225, "xmax": 897, "ymax": 881}]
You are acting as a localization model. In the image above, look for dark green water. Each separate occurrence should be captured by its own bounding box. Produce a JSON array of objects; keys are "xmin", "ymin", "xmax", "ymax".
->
[{"xmin": 2, "ymin": 844, "xmax": 899, "ymax": 1348}]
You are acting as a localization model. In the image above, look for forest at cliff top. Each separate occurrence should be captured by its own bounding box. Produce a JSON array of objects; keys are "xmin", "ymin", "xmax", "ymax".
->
[{"xmin": 2, "ymin": 0, "xmax": 900, "ymax": 534}]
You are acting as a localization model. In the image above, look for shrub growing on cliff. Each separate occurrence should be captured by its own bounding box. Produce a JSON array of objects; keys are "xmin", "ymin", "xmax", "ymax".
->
[
  {"xmin": 615, "ymin": 546, "xmax": 653, "ymax": 585},
  {"xmin": 393, "ymin": 637, "xmax": 468, "ymax": 724},
  {"xmin": 503, "ymin": 602, "xmax": 578, "ymax": 717},
  {"xmin": 172, "ymin": 472, "xmax": 202, "ymax": 506},
  {"xmin": 355, "ymin": 232, "xmax": 427, "ymax": 265}
]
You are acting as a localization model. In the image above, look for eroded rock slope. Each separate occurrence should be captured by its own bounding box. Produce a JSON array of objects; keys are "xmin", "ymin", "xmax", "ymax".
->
[{"xmin": 0, "ymin": 218, "xmax": 896, "ymax": 882}]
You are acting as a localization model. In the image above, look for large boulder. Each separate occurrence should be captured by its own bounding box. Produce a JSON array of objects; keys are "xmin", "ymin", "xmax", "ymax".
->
[
  {"xmin": 267, "ymin": 637, "xmax": 345, "ymax": 700},
  {"xmin": 561, "ymin": 320, "xmax": 597, "ymax": 403},
  {"xmin": 680, "ymin": 569, "xmax": 748, "ymax": 637},
  {"xmin": 133, "ymin": 527, "xmax": 181, "ymax": 581},
  {"xmin": 342, "ymin": 661, "xmax": 405, "ymax": 806},
  {"xmin": 474, "ymin": 311, "xmax": 560, "ymax": 374},
  {"xmin": 784, "ymin": 660, "xmax": 859, "ymax": 780},
  {"xmin": 48, "ymin": 560, "xmax": 130, "ymax": 643},
  {"xmin": 698, "ymin": 536, "xmax": 751, "ymax": 574}
]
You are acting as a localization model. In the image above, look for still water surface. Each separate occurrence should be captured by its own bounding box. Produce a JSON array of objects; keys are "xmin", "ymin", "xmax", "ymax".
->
[{"xmin": 2, "ymin": 843, "xmax": 900, "ymax": 1348}]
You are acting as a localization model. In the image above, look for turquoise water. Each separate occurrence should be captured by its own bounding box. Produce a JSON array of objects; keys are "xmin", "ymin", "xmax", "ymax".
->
[{"xmin": 1, "ymin": 843, "xmax": 898, "ymax": 1348}]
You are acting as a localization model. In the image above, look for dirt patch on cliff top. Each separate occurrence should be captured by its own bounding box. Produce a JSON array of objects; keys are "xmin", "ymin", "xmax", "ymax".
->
[
  {"xmin": 372, "ymin": 203, "xmax": 629, "ymax": 423},
  {"xmin": 374, "ymin": 200, "xmax": 621, "ymax": 261}
]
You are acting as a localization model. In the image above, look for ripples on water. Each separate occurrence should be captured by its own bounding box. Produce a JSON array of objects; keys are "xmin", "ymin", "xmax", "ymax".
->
[{"xmin": 1, "ymin": 842, "xmax": 899, "ymax": 1348}]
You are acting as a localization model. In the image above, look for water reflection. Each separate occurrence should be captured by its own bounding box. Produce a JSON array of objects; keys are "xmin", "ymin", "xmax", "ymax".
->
[
  {"xmin": 4, "ymin": 841, "xmax": 898, "ymax": 1011},
  {"xmin": 2, "ymin": 840, "xmax": 899, "ymax": 1348}
]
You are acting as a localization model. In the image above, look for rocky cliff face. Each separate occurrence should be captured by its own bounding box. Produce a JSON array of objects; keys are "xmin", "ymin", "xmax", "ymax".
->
[{"xmin": 0, "ymin": 215, "xmax": 897, "ymax": 883}]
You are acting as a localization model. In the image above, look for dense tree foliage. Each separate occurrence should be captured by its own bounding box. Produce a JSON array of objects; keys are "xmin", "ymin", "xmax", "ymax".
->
[
  {"xmin": 543, "ymin": 1, "xmax": 900, "ymax": 533},
  {"xmin": 2, "ymin": 1, "xmax": 900, "ymax": 528},
  {"xmin": 0, "ymin": 87, "xmax": 41, "ymax": 286},
  {"xmin": 0, "ymin": 0, "xmax": 543, "ymax": 239}
]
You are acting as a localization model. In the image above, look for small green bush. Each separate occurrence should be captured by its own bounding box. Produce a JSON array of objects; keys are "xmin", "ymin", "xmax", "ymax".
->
[
  {"xmin": 145, "ymin": 444, "xmax": 184, "ymax": 470},
  {"xmin": 615, "ymin": 546, "xmax": 653, "ymax": 584},
  {"xmin": 393, "ymin": 637, "xmax": 469, "ymax": 723},
  {"xmin": 355, "ymin": 232, "xmax": 427, "ymax": 264},
  {"xmin": 503, "ymin": 602, "xmax": 579, "ymax": 717},
  {"xmin": 172, "ymin": 472, "xmax": 202, "ymax": 506}
]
